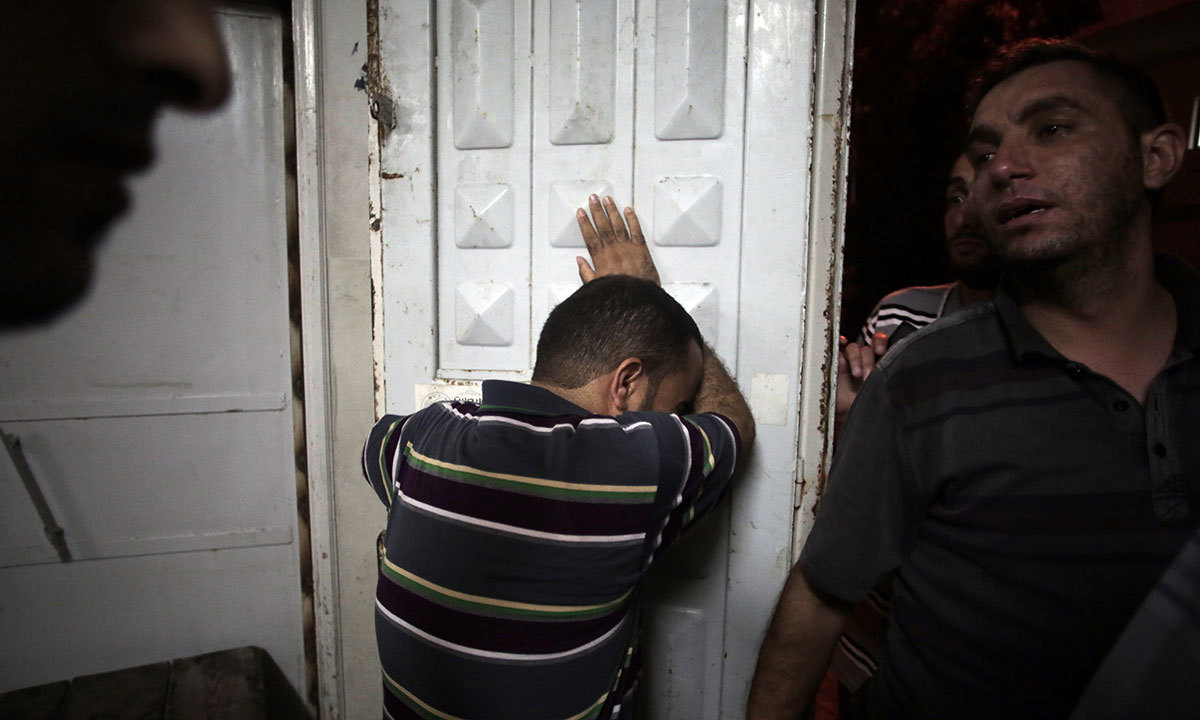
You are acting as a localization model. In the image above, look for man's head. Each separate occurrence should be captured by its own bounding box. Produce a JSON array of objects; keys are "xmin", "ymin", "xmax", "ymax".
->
[
  {"xmin": 963, "ymin": 39, "xmax": 1184, "ymax": 270},
  {"xmin": 532, "ymin": 276, "xmax": 704, "ymax": 416},
  {"xmin": 0, "ymin": 1, "xmax": 230, "ymax": 327},
  {"xmin": 943, "ymin": 154, "xmax": 1000, "ymax": 289},
  {"xmin": 967, "ymin": 39, "xmax": 1170, "ymax": 148}
]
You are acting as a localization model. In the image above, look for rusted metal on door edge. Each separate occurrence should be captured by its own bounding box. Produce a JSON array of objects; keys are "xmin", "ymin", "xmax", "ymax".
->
[{"xmin": 794, "ymin": 0, "xmax": 855, "ymax": 556}]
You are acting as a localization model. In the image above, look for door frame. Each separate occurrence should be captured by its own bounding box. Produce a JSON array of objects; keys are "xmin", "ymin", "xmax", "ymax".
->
[{"xmin": 292, "ymin": 0, "xmax": 342, "ymax": 716}]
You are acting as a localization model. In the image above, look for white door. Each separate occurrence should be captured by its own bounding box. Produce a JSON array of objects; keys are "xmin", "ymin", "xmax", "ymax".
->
[
  {"xmin": 0, "ymin": 8, "xmax": 305, "ymax": 695},
  {"xmin": 372, "ymin": 0, "xmax": 846, "ymax": 716}
]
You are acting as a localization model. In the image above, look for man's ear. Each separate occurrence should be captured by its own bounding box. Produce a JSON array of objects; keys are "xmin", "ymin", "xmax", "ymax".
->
[
  {"xmin": 607, "ymin": 357, "xmax": 646, "ymax": 415},
  {"xmin": 1142, "ymin": 122, "xmax": 1187, "ymax": 191}
]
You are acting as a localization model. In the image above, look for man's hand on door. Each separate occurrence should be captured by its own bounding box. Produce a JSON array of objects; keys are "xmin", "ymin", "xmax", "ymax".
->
[{"xmin": 575, "ymin": 194, "xmax": 660, "ymax": 286}]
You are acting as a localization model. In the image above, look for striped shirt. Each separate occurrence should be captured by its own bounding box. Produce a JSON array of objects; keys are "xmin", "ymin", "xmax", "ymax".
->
[
  {"xmin": 806, "ymin": 255, "xmax": 1200, "ymax": 719},
  {"xmin": 857, "ymin": 282, "xmax": 964, "ymax": 345},
  {"xmin": 362, "ymin": 380, "xmax": 741, "ymax": 720}
]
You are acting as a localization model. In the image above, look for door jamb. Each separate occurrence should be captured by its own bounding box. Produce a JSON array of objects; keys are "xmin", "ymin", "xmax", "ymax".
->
[
  {"xmin": 292, "ymin": 1, "xmax": 343, "ymax": 716},
  {"xmin": 794, "ymin": 0, "xmax": 855, "ymax": 555}
]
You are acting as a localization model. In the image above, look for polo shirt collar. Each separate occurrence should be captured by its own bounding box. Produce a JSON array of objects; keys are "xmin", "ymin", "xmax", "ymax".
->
[
  {"xmin": 479, "ymin": 379, "xmax": 593, "ymax": 417},
  {"xmin": 995, "ymin": 252, "xmax": 1200, "ymax": 365},
  {"xmin": 1156, "ymin": 252, "xmax": 1200, "ymax": 356},
  {"xmin": 993, "ymin": 283, "xmax": 1061, "ymax": 364}
]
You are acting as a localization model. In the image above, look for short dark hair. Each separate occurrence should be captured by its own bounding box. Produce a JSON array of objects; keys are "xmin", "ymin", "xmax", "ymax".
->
[
  {"xmin": 967, "ymin": 38, "xmax": 1170, "ymax": 140},
  {"xmin": 532, "ymin": 275, "xmax": 703, "ymax": 397}
]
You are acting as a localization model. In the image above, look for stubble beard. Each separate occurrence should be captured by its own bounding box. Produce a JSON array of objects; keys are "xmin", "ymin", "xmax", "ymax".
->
[
  {"xmin": 951, "ymin": 250, "xmax": 1003, "ymax": 290},
  {"xmin": 636, "ymin": 376, "xmax": 661, "ymax": 413},
  {"xmin": 995, "ymin": 143, "xmax": 1146, "ymax": 297}
]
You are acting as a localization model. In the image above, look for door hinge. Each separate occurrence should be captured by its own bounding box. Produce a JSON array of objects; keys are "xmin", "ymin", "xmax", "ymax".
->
[{"xmin": 371, "ymin": 92, "xmax": 397, "ymax": 135}]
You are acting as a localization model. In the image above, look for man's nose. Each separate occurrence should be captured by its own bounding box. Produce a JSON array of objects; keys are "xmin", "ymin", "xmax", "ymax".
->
[
  {"xmin": 986, "ymin": 140, "xmax": 1033, "ymax": 188},
  {"xmin": 960, "ymin": 197, "xmax": 983, "ymax": 231},
  {"xmin": 963, "ymin": 189, "xmax": 989, "ymax": 233},
  {"xmin": 119, "ymin": 0, "xmax": 232, "ymax": 111},
  {"xmin": 945, "ymin": 205, "xmax": 965, "ymax": 239}
]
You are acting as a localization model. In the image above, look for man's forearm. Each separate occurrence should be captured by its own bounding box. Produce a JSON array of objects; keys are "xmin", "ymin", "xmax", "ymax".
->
[
  {"xmin": 747, "ymin": 565, "xmax": 849, "ymax": 719},
  {"xmin": 693, "ymin": 346, "xmax": 755, "ymax": 450}
]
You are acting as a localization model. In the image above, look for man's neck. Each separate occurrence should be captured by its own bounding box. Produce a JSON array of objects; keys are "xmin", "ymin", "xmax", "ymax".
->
[
  {"xmin": 1010, "ymin": 242, "xmax": 1175, "ymax": 404},
  {"xmin": 529, "ymin": 379, "xmax": 610, "ymax": 416},
  {"xmin": 955, "ymin": 281, "xmax": 996, "ymax": 307}
]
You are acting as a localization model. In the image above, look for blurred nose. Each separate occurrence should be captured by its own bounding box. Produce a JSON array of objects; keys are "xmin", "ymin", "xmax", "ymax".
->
[{"xmin": 120, "ymin": 0, "xmax": 232, "ymax": 111}]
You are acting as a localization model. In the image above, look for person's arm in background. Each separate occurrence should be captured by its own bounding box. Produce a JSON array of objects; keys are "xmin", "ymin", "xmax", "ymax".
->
[
  {"xmin": 836, "ymin": 292, "xmax": 894, "ymax": 429},
  {"xmin": 576, "ymin": 194, "xmax": 754, "ymax": 450},
  {"xmin": 747, "ymin": 565, "xmax": 852, "ymax": 719}
]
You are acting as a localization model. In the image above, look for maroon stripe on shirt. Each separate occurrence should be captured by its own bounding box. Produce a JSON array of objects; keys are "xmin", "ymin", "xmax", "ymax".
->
[
  {"xmin": 376, "ymin": 571, "xmax": 629, "ymax": 655},
  {"xmin": 398, "ymin": 466, "xmax": 657, "ymax": 537}
]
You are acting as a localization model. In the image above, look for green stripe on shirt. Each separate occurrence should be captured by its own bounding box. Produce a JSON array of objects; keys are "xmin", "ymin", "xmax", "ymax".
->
[
  {"xmin": 405, "ymin": 442, "xmax": 657, "ymax": 502},
  {"xmin": 378, "ymin": 417, "xmax": 406, "ymax": 505},
  {"xmin": 381, "ymin": 555, "xmax": 633, "ymax": 619}
]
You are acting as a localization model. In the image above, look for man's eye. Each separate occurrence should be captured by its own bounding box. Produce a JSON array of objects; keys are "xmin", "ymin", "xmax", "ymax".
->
[
  {"xmin": 946, "ymin": 193, "xmax": 966, "ymax": 206},
  {"xmin": 971, "ymin": 151, "xmax": 994, "ymax": 168},
  {"xmin": 1041, "ymin": 123, "xmax": 1066, "ymax": 137}
]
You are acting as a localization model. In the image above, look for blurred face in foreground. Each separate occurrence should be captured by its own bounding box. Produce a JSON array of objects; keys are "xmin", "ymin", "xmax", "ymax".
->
[{"xmin": 0, "ymin": 0, "xmax": 230, "ymax": 326}]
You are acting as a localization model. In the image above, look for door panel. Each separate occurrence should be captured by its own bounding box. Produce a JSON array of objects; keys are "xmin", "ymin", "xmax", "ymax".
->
[
  {"xmin": 531, "ymin": 0, "xmax": 636, "ymax": 352},
  {"xmin": 654, "ymin": 0, "xmax": 728, "ymax": 140},
  {"xmin": 0, "ymin": 413, "xmax": 295, "ymax": 565},
  {"xmin": 630, "ymin": 2, "xmax": 748, "ymax": 715},
  {"xmin": 438, "ymin": 0, "xmax": 533, "ymax": 372},
  {"xmin": 634, "ymin": 0, "xmax": 747, "ymax": 365}
]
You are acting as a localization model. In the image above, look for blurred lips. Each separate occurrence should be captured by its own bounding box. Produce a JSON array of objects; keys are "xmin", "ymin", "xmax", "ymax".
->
[
  {"xmin": 996, "ymin": 197, "xmax": 1054, "ymax": 227},
  {"xmin": 66, "ymin": 121, "xmax": 156, "ymax": 173},
  {"xmin": 89, "ymin": 139, "xmax": 154, "ymax": 174},
  {"xmin": 45, "ymin": 144, "xmax": 153, "ymax": 248},
  {"xmin": 51, "ymin": 122, "xmax": 156, "ymax": 245}
]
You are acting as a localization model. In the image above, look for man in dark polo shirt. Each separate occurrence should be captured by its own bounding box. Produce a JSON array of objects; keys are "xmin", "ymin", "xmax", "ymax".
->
[
  {"xmin": 748, "ymin": 39, "xmax": 1197, "ymax": 719},
  {"xmin": 362, "ymin": 195, "xmax": 755, "ymax": 720}
]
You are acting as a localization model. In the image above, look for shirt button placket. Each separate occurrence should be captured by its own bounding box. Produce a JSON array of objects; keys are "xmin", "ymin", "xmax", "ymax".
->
[{"xmin": 1145, "ymin": 387, "xmax": 1189, "ymax": 522}]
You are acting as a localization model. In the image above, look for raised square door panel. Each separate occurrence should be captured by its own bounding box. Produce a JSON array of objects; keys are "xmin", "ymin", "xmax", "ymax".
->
[{"xmin": 437, "ymin": 0, "xmax": 533, "ymax": 372}]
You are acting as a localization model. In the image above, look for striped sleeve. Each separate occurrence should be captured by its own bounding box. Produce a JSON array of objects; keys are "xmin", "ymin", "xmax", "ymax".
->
[
  {"xmin": 651, "ymin": 411, "xmax": 742, "ymax": 557},
  {"xmin": 858, "ymin": 286, "xmax": 951, "ymax": 344},
  {"xmin": 362, "ymin": 413, "xmax": 409, "ymax": 508},
  {"xmin": 859, "ymin": 302, "xmax": 883, "ymax": 344}
]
